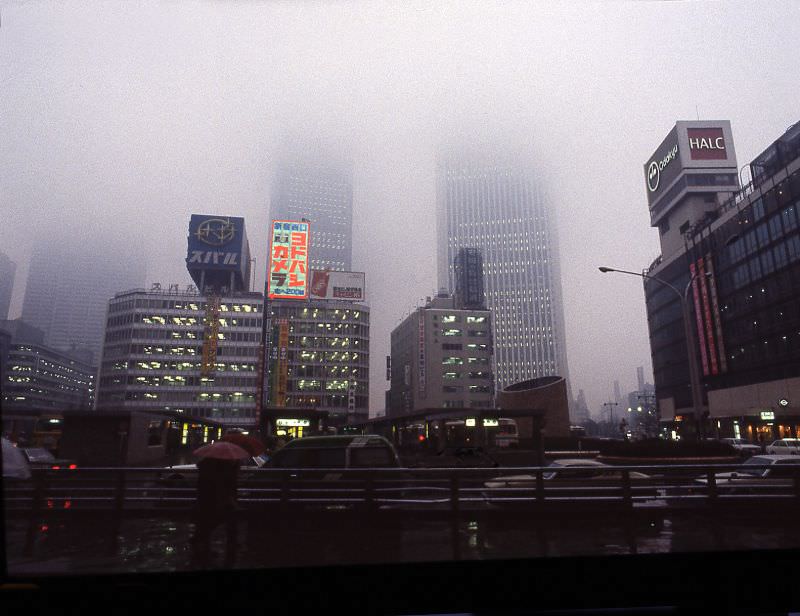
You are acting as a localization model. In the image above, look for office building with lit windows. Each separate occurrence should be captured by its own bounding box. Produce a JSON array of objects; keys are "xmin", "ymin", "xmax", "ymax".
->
[
  {"xmin": 270, "ymin": 162, "xmax": 353, "ymax": 272},
  {"xmin": 436, "ymin": 153, "xmax": 570, "ymax": 392},
  {"xmin": 266, "ymin": 299, "xmax": 370, "ymax": 425},
  {"xmin": 96, "ymin": 286, "xmax": 264, "ymax": 428},
  {"xmin": 388, "ymin": 293, "xmax": 493, "ymax": 416},
  {"xmin": 643, "ymin": 120, "xmax": 800, "ymax": 442},
  {"xmin": 3, "ymin": 342, "xmax": 95, "ymax": 411}
]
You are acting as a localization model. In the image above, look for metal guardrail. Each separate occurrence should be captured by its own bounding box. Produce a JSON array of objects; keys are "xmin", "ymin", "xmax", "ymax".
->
[{"xmin": 6, "ymin": 462, "xmax": 800, "ymax": 517}]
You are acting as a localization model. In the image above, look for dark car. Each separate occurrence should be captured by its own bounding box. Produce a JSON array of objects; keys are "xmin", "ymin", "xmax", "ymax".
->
[
  {"xmin": 21, "ymin": 448, "xmax": 78, "ymax": 470},
  {"xmin": 263, "ymin": 435, "xmax": 411, "ymax": 511}
]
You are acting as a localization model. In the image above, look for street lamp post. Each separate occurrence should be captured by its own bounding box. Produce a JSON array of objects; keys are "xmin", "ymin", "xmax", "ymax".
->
[{"xmin": 599, "ymin": 266, "xmax": 710, "ymax": 441}]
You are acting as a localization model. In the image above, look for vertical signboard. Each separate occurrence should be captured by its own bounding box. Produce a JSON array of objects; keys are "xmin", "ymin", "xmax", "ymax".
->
[
  {"xmin": 697, "ymin": 258, "xmax": 719, "ymax": 376},
  {"xmin": 268, "ymin": 221, "xmax": 310, "ymax": 299},
  {"xmin": 268, "ymin": 319, "xmax": 289, "ymax": 407},
  {"xmin": 689, "ymin": 263, "xmax": 710, "ymax": 376},
  {"xmin": 705, "ymin": 255, "xmax": 728, "ymax": 373}
]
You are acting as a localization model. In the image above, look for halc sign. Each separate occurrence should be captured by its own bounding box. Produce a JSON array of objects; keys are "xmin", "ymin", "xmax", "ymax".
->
[{"xmin": 688, "ymin": 127, "xmax": 727, "ymax": 160}]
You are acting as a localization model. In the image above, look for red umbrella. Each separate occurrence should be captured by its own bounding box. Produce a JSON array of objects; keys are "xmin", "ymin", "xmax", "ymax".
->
[
  {"xmin": 193, "ymin": 441, "xmax": 250, "ymax": 460},
  {"xmin": 220, "ymin": 432, "xmax": 265, "ymax": 456}
]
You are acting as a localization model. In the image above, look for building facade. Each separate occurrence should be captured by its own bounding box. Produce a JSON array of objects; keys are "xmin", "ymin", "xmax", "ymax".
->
[
  {"xmin": 644, "ymin": 120, "xmax": 800, "ymax": 441},
  {"xmin": 96, "ymin": 287, "xmax": 264, "ymax": 428},
  {"xmin": 388, "ymin": 294, "xmax": 493, "ymax": 416},
  {"xmin": 0, "ymin": 251, "xmax": 16, "ymax": 321},
  {"xmin": 3, "ymin": 343, "xmax": 96, "ymax": 411},
  {"xmin": 436, "ymin": 154, "xmax": 570, "ymax": 393},
  {"xmin": 20, "ymin": 242, "xmax": 146, "ymax": 365},
  {"xmin": 266, "ymin": 299, "xmax": 370, "ymax": 425},
  {"xmin": 270, "ymin": 162, "xmax": 353, "ymax": 272}
]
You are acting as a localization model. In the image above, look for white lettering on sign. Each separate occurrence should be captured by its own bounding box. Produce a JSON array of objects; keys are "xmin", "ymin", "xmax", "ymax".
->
[
  {"xmin": 647, "ymin": 144, "xmax": 679, "ymax": 192},
  {"xmin": 188, "ymin": 250, "xmax": 239, "ymax": 265},
  {"xmin": 276, "ymin": 418, "xmax": 310, "ymax": 427},
  {"xmin": 689, "ymin": 137, "xmax": 725, "ymax": 150}
]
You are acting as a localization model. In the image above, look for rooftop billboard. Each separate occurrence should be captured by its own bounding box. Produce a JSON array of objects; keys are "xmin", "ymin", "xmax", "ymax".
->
[
  {"xmin": 644, "ymin": 121, "xmax": 737, "ymax": 211},
  {"xmin": 186, "ymin": 215, "xmax": 250, "ymax": 293},
  {"xmin": 308, "ymin": 270, "xmax": 365, "ymax": 301},
  {"xmin": 268, "ymin": 220, "xmax": 309, "ymax": 300}
]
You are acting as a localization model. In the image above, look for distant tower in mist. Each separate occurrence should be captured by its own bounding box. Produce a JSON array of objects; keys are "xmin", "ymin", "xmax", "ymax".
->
[
  {"xmin": 0, "ymin": 251, "xmax": 16, "ymax": 320},
  {"xmin": 637, "ymin": 366, "xmax": 646, "ymax": 392},
  {"xmin": 270, "ymin": 161, "xmax": 353, "ymax": 272},
  {"xmin": 436, "ymin": 152, "xmax": 570, "ymax": 393},
  {"xmin": 613, "ymin": 380, "xmax": 622, "ymax": 406},
  {"xmin": 20, "ymin": 241, "xmax": 146, "ymax": 365}
]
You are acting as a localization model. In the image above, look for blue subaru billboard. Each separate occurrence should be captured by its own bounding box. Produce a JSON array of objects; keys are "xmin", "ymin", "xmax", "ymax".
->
[{"xmin": 186, "ymin": 215, "xmax": 251, "ymax": 292}]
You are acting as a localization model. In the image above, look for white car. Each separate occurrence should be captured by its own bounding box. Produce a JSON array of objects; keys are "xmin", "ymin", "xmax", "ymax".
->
[
  {"xmin": 765, "ymin": 438, "xmax": 800, "ymax": 455},
  {"xmin": 694, "ymin": 455, "xmax": 800, "ymax": 492},
  {"xmin": 162, "ymin": 454, "xmax": 269, "ymax": 482},
  {"xmin": 720, "ymin": 438, "xmax": 762, "ymax": 456},
  {"xmin": 483, "ymin": 459, "xmax": 654, "ymax": 506}
]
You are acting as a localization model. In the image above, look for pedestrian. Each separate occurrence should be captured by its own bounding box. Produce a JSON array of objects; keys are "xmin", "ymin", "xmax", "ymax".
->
[{"xmin": 191, "ymin": 456, "xmax": 241, "ymax": 566}]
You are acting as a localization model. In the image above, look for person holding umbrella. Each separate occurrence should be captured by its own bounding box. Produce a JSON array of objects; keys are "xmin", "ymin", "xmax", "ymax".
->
[{"xmin": 190, "ymin": 440, "xmax": 250, "ymax": 567}]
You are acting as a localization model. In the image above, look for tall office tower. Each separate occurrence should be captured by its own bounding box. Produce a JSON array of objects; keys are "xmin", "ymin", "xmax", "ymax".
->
[
  {"xmin": 20, "ymin": 242, "xmax": 146, "ymax": 365},
  {"xmin": 437, "ymin": 153, "xmax": 571, "ymax": 392},
  {"xmin": 454, "ymin": 247, "xmax": 486, "ymax": 310},
  {"xmin": 270, "ymin": 161, "xmax": 353, "ymax": 272},
  {"xmin": 0, "ymin": 251, "xmax": 16, "ymax": 320}
]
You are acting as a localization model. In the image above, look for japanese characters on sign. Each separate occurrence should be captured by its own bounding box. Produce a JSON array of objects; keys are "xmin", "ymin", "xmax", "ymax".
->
[{"xmin": 268, "ymin": 220, "xmax": 310, "ymax": 299}]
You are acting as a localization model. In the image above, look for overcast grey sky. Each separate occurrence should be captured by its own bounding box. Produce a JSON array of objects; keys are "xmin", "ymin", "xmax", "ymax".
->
[{"xmin": 2, "ymin": 0, "xmax": 798, "ymax": 415}]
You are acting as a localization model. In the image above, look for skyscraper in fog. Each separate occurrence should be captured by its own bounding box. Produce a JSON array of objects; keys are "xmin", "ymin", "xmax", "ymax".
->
[
  {"xmin": 436, "ymin": 153, "xmax": 570, "ymax": 392},
  {"xmin": 21, "ymin": 242, "xmax": 146, "ymax": 364},
  {"xmin": 270, "ymin": 162, "xmax": 353, "ymax": 272},
  {"xmin": 0, "ymin": 251, "xmax": 16, "ymax": 320}
]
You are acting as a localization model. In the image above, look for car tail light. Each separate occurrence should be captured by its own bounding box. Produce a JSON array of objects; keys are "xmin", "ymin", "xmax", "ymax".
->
[
  {"xmin": 68, "ymin": 464, "xmax": 77, "ymax": 470},
  {"xmin": 418, "ymin": 435, "xmax": 425, "ymax": 442},
  {"xmin": 47, "ymin": 500, "xmax": 54, "ymax": 509},
  {"xmin": 63, "ymin": 501, "xmax": 72, "ymax": 509},
  {"xmin": 41, "ymin": 525, "xmax": 49, "ymax": 532},
  {"xmin": 52, "ymin": 465, "xmax": 61, "ymax": 470}
]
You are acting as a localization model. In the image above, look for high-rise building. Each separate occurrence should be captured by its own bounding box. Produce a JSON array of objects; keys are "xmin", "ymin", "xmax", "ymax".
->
[
  {"xmin": 20, "ymin": 242, "xmax": 146, "ymax": 365},
  {"xmin": 266, "ymin": 299, "xmax": 370, "ymax": 426},
  {"xmin": 642, "ymin": 119, "xmax": 800, "ymax": 441},
  {"xmin": 270, "ymin": 162, "xmax": 353, "ymax": 272},
  {"xmin": 0, "ymin": 251, "xmax": 16, "ymax": 320},
  {"xmin": 388, "ymin": 293, "xmax": 493, "ymax": 416},
  {"xmin": 573, "ymin": 389, "xmax": 591, "ymax": 425},
  {"xmin": 436, "ymin": 153, "xmax": 570, "ymax": 393},
  {"xmin": 453, "ymin": 247, "xmax": 486, "ymax": 310},
  {"xmin": 96, "ymin": 286, "xmax": 263, "ymax": 427}
]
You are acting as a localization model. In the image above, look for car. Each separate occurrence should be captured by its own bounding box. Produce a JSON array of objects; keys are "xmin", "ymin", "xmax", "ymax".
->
[
  {"xmin": 2, "ymin": 437, "xmax": 31, "ymax": 480},
  {"xmin": 161, "ymin": 454, "xmax": 269, "ymax": 482},
  {"xmin": 720, "ymin": 438, "xmax": 763, "ymax": 456},
  {"xmin": 267, "ymin": 435, "xmax": 402, "ymax": 469},
  {"xmin": 483, "ymin": 459, "xmax": 654, "ymax": 507},
  {"xmin": 694, "ymin": 455, "xmax": 800, "ymax": 493},
  {"xmin": 765, "ymin": 438, "xmax": 800, "ymax": 455},
  {"xmin": 21, "ymin": 447, "xmax": 78, "ymax": 470},
  {"xmin": 264, "ymin": 435, "xmax": 413, "ymax": 511}
]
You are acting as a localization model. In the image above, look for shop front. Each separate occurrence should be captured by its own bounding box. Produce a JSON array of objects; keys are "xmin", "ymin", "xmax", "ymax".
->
[{"xmin": 260, "ymin": 407, "xmax": 330, "ymax": 441}]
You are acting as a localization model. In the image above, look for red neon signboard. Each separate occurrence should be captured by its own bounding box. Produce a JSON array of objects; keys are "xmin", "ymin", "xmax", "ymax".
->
[{"xmin": 268, "ymin": 220, "xmax": 309, "ymax": 299}]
